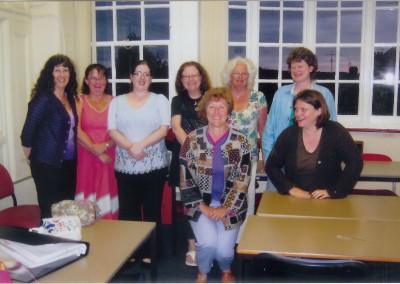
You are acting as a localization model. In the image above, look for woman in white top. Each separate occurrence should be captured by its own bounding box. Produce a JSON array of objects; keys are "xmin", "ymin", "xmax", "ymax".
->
[{"xmin": 108, "ymin": 60, "xmax": 170, "ymax": 259}]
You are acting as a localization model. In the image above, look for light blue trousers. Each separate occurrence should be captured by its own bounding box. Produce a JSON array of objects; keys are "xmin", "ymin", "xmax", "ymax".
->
[{"xmin": 189, "ymin": 200, "xmax": 239, "ymax": 274}]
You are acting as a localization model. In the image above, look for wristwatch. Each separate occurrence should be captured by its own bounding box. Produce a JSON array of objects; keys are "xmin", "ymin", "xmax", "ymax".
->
[{"xmin": 105, "ymin": 141, "xmax": 110, "ymax": 149}]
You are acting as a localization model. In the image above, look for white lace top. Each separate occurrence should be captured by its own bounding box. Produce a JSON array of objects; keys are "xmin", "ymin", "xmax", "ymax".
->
[{"xmin": 108, "ymin": 92, "xmax": 170, "ymax": 174}]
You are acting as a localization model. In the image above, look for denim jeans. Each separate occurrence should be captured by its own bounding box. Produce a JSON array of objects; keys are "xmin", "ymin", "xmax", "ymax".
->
[{"xmin": 189, "ymin": 200, "xmax": 239, "ymax": 274}]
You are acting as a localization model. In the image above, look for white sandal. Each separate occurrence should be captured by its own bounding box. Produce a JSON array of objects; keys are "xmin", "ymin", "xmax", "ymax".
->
[{"xmin": 185, "ymin": 250, "xmax": 197, "ymax": 267}]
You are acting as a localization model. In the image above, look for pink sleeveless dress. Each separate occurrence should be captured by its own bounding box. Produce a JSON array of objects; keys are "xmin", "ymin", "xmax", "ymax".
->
[{"xmin": 75, "ymin": 95, "xmax": 119, "ymax": 219}]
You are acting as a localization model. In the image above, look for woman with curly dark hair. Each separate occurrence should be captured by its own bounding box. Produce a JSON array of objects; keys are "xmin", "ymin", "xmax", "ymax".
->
[{"xmin": 21, "ymin": 54, "xmax": 79, "ymax": 219}]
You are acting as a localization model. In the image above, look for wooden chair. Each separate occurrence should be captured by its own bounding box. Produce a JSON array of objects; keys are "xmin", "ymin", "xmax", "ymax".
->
[{"xmin": 0, "ymin": 163, "xmax": 41, "ymax": 228}]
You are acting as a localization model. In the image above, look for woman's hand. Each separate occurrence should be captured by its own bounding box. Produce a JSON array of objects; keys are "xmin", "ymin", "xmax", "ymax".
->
[
  {"xmin": 98, "ymin": 153, "xmax": 112, "ymax": 164},
  {"xmin": 198, "ymin": 204, "xmax": 229, "ymax": 221},
  {"xmin": 128, "ymin": 143, "xmax": 147, "ymax": 160},
  {"xmin": 289, "ymin": 187, "xmax": 312, "ymax": 199},
  {"xmin": 311, "ymin": 189, "xmax": 330, "ymax": 199},
  {"xmin": 91, "ymin": 143, "xmax": 107, "ymax": 156}
]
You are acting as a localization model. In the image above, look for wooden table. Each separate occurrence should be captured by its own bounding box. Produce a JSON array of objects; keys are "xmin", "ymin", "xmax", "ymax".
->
[
  {"xmin": 237, "ymin": 215, "xmax": 400, "ymax": 279},
  {"xmin": 256, "ymin": 160, "xmax": 400, "ymax": 191},
  {"xmin": 256, "ymin": 192, "xmax": 400, "ymax": 221},
  {"xmin": 39, "ymin": 219, "xmax": 156, "ymax": 283}
]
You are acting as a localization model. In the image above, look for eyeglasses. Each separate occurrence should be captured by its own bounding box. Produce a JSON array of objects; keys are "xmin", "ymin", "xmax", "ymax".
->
[
  {"xmin": 181, "ymin": 74, "xmax": 200, "ymax": 81},
  {"xmin": 88, "ymin": 76, "xmax": 106, "ymax": 83},
  {"xmin": 133, "ymin": 72, "xmax": 151, "ymax": 78},
  {"xmin": 232, "ymin": 72, "xmax": 249, "ymax": 78}
]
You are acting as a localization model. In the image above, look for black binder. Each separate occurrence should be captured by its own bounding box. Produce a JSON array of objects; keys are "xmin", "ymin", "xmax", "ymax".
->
[{"xmin": 0, "ymin": 225, "xmax": 90, "ymax": 282}]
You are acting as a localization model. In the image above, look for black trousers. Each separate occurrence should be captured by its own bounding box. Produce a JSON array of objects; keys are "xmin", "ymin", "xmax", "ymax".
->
[
  {"xmin": 30, "ymin": 160, "xmax": 77, "ymax": 219},
  {"xmin": 116, "ymin": 167, "xmax": 167, "ymax": 257}
]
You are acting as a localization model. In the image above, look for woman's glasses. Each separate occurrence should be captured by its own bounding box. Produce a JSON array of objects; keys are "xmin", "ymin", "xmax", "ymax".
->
[
  {"xmin": 88, "ymin": 76, "xmax": 106, "ymax": 83},
  {"xmin": 133, "ymin": 72, "xmax": 151, "ymax": 78},
  {"xmin": 181, "ymin": 74, "xmax": 200, "ymax": 81}
]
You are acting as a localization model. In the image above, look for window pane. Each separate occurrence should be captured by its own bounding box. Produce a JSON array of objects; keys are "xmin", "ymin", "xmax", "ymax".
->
[
  {"xmin": 375, "ymin": 10, "xmax": 398, "ymax": 43},
  {"xmin": 260, "ymin": 10, "xmax": 279, "ymax": 43},
  {"xmin": 259, "ymin": 47, "xmax": 279, "ymax": 79},
  {"xmin": 372, "ymin": 84, "xmax": 394, "ymax": 115},
  {"xmin": 316, "ymin": 11, "xmax": 337, "ymax": 43},
  {"xmin": 116, "ymin": 83, "xmax": 132, "ymax": 96},
  {"xmin": 282, "ymin": 47, "xmax": 294, "ymax": 80},
  {"xmin": 96, "ymin": 47, "xmax": 112, "ymax": 74},
  {"xmin": 229, "ymin": 1, "xmax": 247, "ymax": 6},
  {"xmin": 259, "ymin": 83, "xmax": 278, "ymax": 111},
  {"xmin": 144, "ymin": 45, "xmax": 169, "ymax": 79},
  {"xmin": 341, "ymin": 11, "xmax": 362, "ymax": 43},
  {"xmin": 398, "ymin": 85, "xmax": 400, "ymax": 116},
  {"xmin": 283, "ymin": 11, "xmax": 303, "ymax": 43},
  {"xmin": 96, "ymin": 10, "xmax": 113, "ymax": 42},
  {"xmin": 145, "ymin": 8, "xmax": 169, "ymax": 40},
  {"xmin": 317, "ymin": 1, "xmax": 337, "ymax": 8},
  {"xmin": 341, "ymin": 1, "xmax": 362, "ymax": 8},
  {"xmin": 316, "ymin": 48, "xmax": 336, "ymax": 80},
  {"xmin": 117, "ymin": 9, "xmax": 141, "ymax": 41},
  {"xmin": 318, "ymin": 83, "xmax": 335, "ymax": 101},
  {"xmin": 374, "ymin": 47, "xmax": 396, "ymax": 80},
  {"xmin": 117, "ymin": 1, "xmax": 140, "ymax": 6},
  {"xmin": 339, "ymin": 48, "xmax": 360, "ymax": 80},
  {"xmin": 376, "ymin": 1, "xmax": 399, "ymax": 8},
  {"xmin": 95, "ymin": 1, "xmax": 112, "ymax": 7},
  {"xmin": 260, "ymin": 1, "xmax": 280, "ymax": 7},
  {"xmin": 229, "ymin": 9, "xmax": 247, "ymax": 42},
  {"xmin": 115, "ymin": 46, "xmax": 140, "ymax": 79},
  {"xmin": 338, "ymin": 83, "xmax": 359, "ymax": 115},
  {"xmin": 150, "ymin": 83, "xmax": 169, "ymax": 100},
  {"xmin": 229, "ymin": 46, "xmax": 246, "ymax": 59},
  {"xmin": 283, "ymin": 1, "xmax": 303, "ymax": 8}
]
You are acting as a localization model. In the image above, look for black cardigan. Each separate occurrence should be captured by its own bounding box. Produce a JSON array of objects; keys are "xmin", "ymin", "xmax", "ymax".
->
[{"xmin": 265, "ymin": 121, "xmax": 363, "ymax": 198}]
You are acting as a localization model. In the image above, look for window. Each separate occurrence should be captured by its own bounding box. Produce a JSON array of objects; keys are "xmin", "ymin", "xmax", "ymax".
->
[
  {"xmin": 93, "ymin": 1, "xmax": 170, "ymax": 98},
  {"xmin": 228, "ymin": 0, "xmax": 400, "ymax": 129}
]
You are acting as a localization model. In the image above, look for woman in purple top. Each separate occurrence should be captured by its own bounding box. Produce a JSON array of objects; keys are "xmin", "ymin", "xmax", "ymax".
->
[
  {"xmin": 179, "ymin": 88, "xmax": 252, "ymax": 283},
  {"xmin": 21, "ymin": 54, "xmax": 79, "ymax": 219}
]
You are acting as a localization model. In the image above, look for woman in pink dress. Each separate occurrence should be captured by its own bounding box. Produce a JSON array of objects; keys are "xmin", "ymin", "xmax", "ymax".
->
[{"xmin": 75, "ymin": 64, "xmax": 119, "ymax": 219}]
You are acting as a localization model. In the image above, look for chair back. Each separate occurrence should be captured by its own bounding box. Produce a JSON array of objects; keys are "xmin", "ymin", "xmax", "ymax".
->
[
  {"xmin": 0, "ymin": 164, "xmax": 15, "ymax": 201},
  {"xmin": 254, "ymin": 253, "xmax": 368, "ymax": 281},
  {"xmin": 362, "ymin": 153, "xmax": 392, "ymax": 161}
]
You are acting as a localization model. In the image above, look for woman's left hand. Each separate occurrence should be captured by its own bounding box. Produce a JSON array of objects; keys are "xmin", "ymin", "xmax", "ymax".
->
[
  {"xmin": 311, "ymin": 189, "xmax": 330, "ymax": 199},
  {"xmin": 128, "ymin": 143, "xmax": 147, "ymax": 160},
  {"xmin": 208, "ymin": 207, "xmax": 230, "ymax": 221}
]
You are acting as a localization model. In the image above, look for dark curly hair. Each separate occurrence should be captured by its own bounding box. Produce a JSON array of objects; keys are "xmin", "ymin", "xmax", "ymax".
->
[
  {"xmin": 175, "ymin": 61, "xmax": 211, "ymax": 96},
  {"xmin": 30, "ymin": 54, "xmax": 78, "ymax": 100},
  {"xmin": 286, "ymin": 47, "xmax": 319, "ymax": 80},
  {"xmin": 81, "ymin": 63, "xmax": 111, "ymax": 95}
]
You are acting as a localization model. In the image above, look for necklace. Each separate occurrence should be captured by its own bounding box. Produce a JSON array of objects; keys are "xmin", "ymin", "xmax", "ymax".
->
[{"xmin": 55, "ymin": 93, "xmax": 67, "ymax": 106}]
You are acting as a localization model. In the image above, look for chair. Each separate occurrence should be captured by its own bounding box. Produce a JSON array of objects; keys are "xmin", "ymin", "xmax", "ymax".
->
[
  {"xmin": 361, "ymin": 153, "xmax": 392, "ymax": 161},
  {"xmin": 0, "ymin": 163, "xmax": 41, "ymax": 228},
  {"xmin": 253, "ymin": 253, "xmax": 368, "ymax": 282}
]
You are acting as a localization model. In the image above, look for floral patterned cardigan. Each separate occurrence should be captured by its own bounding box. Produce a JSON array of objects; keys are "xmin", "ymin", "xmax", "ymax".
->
[{"xmin": 179, "ymin": 126, "xmax": 252, "ymax": 230}]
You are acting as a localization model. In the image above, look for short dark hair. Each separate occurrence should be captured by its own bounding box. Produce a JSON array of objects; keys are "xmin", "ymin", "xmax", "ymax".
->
[
  {"xmin": 197, "ymin": 87, "xmax": 233, "ymax": 123},
  {"xmin": 294, "ymin": 89, "xmax": 330, "ymax": 128},
  {"xmin": 175, "ymin": 61, "xmax": 211, "ymax": 96},
  {"xmin": 81, "ymin": 63, "xmax": 111, "ymax": 95},
  {"xmin": 130, "ymin": 60, "xmax": 152, "ymax": 76},
  {"xmin": 286, "ymin": 47, "xmax": 318, "ymax": 80}
]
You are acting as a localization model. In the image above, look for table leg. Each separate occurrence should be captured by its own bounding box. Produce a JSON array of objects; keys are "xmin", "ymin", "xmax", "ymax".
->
[{"xmin": 150, "ymin": 228, "xmax": 157, "ymax": 282}]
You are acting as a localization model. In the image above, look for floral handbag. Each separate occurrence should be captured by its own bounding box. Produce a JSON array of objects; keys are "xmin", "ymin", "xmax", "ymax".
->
[{"xmin": 51, "ymin": 200, "xmax": 100, "ymax": 226}]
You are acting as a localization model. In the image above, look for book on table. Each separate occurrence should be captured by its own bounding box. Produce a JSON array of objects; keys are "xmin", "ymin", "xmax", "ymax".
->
[{"xmin": 0, "ymin": 225, "xmax": 89, "ymax": 282}]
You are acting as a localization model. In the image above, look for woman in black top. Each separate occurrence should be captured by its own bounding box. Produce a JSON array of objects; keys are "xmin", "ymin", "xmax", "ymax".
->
[
  {"xmin": 266, "ymin": 89, "xmax": 363, "ymax": 199},
  {"xmin": 21, "ymin": 54, "xmax": 79, "ymax": 218},
  {"xmin": 170, "ymin": 61, "xmax": 211, "ymax": 266}
]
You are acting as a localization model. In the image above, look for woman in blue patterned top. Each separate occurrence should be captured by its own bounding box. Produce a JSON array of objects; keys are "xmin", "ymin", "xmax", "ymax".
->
[
  {"xmin": 179, "ymin": 87, "xmax": 252, "ymax": 283},
  {"xmin": 21, "ymin": 54, "xmax": 79, "ymax": 219}
]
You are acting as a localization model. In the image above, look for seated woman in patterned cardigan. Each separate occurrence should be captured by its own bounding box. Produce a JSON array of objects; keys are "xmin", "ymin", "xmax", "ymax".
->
[{"xmin": 179, "ymin": 87, "xmax": 252, "ymax": 283}]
